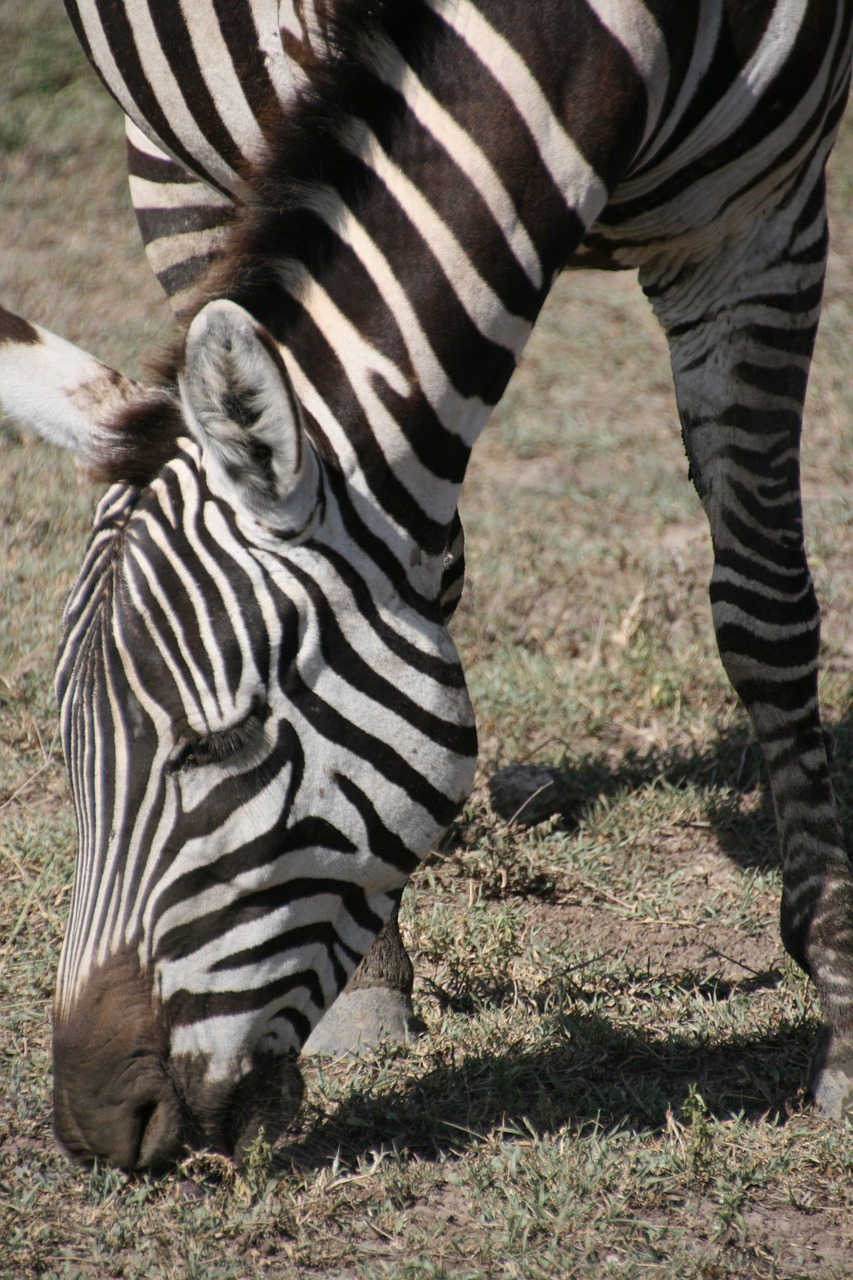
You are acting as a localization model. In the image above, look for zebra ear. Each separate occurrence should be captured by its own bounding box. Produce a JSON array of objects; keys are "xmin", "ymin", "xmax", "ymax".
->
[
  {"xmin": 0, "ymin": 304, "xmax": 140, "ymax": 463},
  {"xmin": 181, "ymin": 300, "xmax": 320, "ymax": 534}
]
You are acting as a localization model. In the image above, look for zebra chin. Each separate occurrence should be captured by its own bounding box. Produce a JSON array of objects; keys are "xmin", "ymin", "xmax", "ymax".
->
[{"xmin": 51, "ymin": 952, "xmax": 304, "ymax": 1171}]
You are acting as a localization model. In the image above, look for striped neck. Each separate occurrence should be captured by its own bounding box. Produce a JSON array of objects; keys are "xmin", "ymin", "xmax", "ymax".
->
[{"xmin": 204, "ymin": 0, "xmax": 635, "ymax": 564}]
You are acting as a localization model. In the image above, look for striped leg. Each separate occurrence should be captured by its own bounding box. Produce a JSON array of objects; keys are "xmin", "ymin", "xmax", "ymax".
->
[{"xmin": 643, "ymin": 173, "xmax": 853, "ymax": 1116}]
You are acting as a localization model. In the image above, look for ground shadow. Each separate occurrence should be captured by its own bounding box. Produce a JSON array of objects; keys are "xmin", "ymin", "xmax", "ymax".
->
[
  {"xmin": 279, "ymin": 1004, "xmax": 817, "ymax": 1173},
  {"xmin": 269, "ymin": 706, "xmax": 853, "ymax": 1176},
  {"xmin": 443, "ymin": 699, "xmax": 853, "ymax": 880}
]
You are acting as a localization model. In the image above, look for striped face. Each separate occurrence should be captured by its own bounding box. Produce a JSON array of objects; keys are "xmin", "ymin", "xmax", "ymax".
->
[{"xmin": 50, "ymin": 303, "xmax": 477, "ymax": 1168}]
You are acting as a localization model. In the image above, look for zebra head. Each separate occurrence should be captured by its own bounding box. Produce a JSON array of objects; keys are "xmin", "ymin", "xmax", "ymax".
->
[{"xmin": 0, "ymin": 300, "xmax": 477, "ymax": 1168}]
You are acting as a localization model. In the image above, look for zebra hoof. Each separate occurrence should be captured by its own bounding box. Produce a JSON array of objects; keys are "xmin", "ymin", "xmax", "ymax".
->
[
  {"xmin": 812, "ymin": 1054, "xmax": 853, "ymax": 1121},
  {"xmin": 302, "ymin": 987, "xmax": 426, "ymax": 1057}
]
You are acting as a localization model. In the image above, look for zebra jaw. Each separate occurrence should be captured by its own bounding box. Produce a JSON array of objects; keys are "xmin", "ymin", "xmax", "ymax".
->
[{"xmin": 180, "ymin": 300, "xmax": 323, "ymax": 540}]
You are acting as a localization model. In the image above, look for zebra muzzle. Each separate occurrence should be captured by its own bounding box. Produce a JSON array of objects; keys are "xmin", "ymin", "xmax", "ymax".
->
[
  {"xmin": 51, "ymin": 950, "xmax": 306, "ymax": 1169},
  {"xmin": 53, "ymin": 1061, "xmax": 185, "ymax": 1171},
  {"xmin": 51, "ymin": 953, "xmax": 185, "ymax": 1171}
]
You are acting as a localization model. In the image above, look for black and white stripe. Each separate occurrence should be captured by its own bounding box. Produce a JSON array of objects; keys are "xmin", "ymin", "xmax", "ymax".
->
[
  {"xmin": 65, "ymin": 0, "xmax": 331, "ymax": 316},
  {"xmin": 3, "ymin": 0, "xmax": 853, "ymax": 1165}
]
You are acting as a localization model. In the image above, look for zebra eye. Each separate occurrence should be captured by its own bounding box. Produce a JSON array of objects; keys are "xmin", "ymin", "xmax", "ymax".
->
[{"xmin": 167, "ymin": 709, "xmax": 263, "ymax": 774}]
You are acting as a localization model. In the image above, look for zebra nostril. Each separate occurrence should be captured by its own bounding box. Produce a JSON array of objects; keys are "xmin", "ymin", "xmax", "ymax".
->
[
  {"xmin": 133, "ymin": 1094, "xmax": 184, "ymax": 1170},
  {"xmin": 53, "ymin": 1085, "xmax": 185, "ymax": 1171}
]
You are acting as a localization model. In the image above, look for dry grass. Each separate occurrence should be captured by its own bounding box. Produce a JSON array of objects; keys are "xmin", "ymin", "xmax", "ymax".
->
[{"xmin": 5, "ymin": 3, "xmax": 853, "ymax": 1277}]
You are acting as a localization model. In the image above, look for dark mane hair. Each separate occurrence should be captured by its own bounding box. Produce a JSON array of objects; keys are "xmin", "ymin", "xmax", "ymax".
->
[{"xmin": 94, "ymin": 0, "xmax": 442, "ymax": 487}]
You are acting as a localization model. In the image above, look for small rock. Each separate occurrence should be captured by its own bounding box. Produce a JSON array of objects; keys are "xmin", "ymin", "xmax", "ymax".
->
[
  {"xmin": 488, "ymin": 764, "xmax": 571, "ymax": 826},
  {"xmin": 176, "ymin": 1178, "xmax": 204, "ymax": 1202}
]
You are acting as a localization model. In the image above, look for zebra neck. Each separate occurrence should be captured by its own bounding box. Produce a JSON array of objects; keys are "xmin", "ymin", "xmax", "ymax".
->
[{"xmin": 213, "ymin": 1, "xmax": 622, "ymax": 560}]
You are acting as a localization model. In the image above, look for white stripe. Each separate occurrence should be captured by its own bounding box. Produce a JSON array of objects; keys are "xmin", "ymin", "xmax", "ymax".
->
[
  {"xmin": 120, "ymin": 0, "xmax": 243, "ymax": 192},
  {"xmin": 158, "ymin": 894, "xmax": 347, "ymax": 998},
  {"xmin": 345, "ymin": 122, "xmax": 533, "ymax": 354},
  {"xmin": 132, "ymin": 506, "xmax": 238, "ymax": 718},
  {"xmin": 585, "ymin": 0, "xmax": 670, "ymax": 147},
  {"xmin": 611, "ymin": 53, "xmax": 836, "ymax": 244},
  {"xmin": 128, "ymin": 174, "xmax": 233, "ymax": 211},
  {"xmin": 178, "ymin": 0, "xmax": 269, "ymax": 166},
  {"xmin": 92, "ymin": 646, "xmax": 132, "ymax": 969},
  {"xmin": 55, "ymin": 703, "xmax": 92, "ymax": 1011},
  {"xmin": 294, "ymin": 195, "xmax": 503, "ymax": 444},
  {"xmin": 619, "ymin": 0, "xmax": 810, "ymax": 198},
  {"xmin": 123, "ymin": 540, "xmax": 209, "ymax": 722},
  {"xmin": 167, "ymin": 888, "xmax": 397, "ymax": 1071},
  {"xmin": 108, "ymin": 605, "xmax": 184, "ymax": 952},
  {"xmin": 141, "ymin": 226, "xmax": 232, "ymax": 273},
  {"xmin": 635, "ymin": 0, "xmax": 721, "ymax": 165},
  {"xmin": 376, "ymin": 57, "xmax": 543, "ymax": 289},
  {"xmin": 72, "ymin": 6, "xmax": 152, "ymax": 157},
  {"xmin": 125, "ymin": 114, "xmax": 176, "ymax": 162},
  {"xmin": 171, "ymin": 461, "xmax": 263, "ymax": 710},
  {"xmin": 285, "ymin": 259, "xmax": 481, "ymax": 536}
]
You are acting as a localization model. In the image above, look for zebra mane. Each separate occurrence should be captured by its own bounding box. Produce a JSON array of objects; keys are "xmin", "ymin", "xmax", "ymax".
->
[{"xmin": 93, "ymin": 0, "xmax": 440, "ymax": 487}]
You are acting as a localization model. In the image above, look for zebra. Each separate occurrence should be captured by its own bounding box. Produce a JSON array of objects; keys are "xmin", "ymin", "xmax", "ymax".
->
[
  {"xmin": 64, "ymin": 0, "xmax": 469, "ymax": 1059},
  {"xmin": 1, "ymin": 0, "xmax": 852, "ymax": 1170}
]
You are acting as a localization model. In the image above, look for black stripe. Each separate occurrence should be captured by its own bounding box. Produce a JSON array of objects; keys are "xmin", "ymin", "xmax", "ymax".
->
[
  {"xmin": 165, "ymin": 966, "xmax": 326, "ymax": 1026},
  {"xmin": 208, "ymin": 920, "xmax": 357, "ymax": 986},
  {"xmin": 310, "ymin": 542, "xmax": 468, "ymax": 685},
  {"xmin": 126, "ymin": 138, "xmax": 200, "ymax": 185},
  {"xmin": 335, "ymin": 774, "xmax": 421, "ymax": 875},
  {"xmin": 607, "ymin": 3, "xmax": 839, "ymax": 224},
  {"xmin": 482, "ymin": 0, "xmax": 647, "ymax": 187},
  {"xmin": 157, "ymin": 878, "xmax": 381, "ymax": 969},
  {"xmin": 135, "ymin": 202, "xmax": 235, "ymax": 243},
  {"xmin": 283, "ymin": 669, "xmax": 469, "ymax": 829},
  {"xmin": 124, "ymin": 515, "xmax": 227, "ymax": 705},
  {"xmin": 145, "ymin": 0, "xmax": 245, "ymax": 175},
  {"xmin": 93, "ymin": 0, "xmax": 232, "ymax": 195},
  {"xmin": 286, "ymin": 558, "xmax": 476, "ymax": 756},
  {"xmin": 710, "ymin": 579, "xmax": 816, "ymax": 629},
  {"xmin": 156, "ymin": 255, "xmax": 224, "ymax": 298},
  {"xmin": 211, "ymin": 0, "xmax": 282, "ymax": 144}
]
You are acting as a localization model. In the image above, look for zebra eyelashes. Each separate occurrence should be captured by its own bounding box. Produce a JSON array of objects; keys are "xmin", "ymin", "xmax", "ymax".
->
[{"xmin": 166, "ymin": 704, "xmax": 267, "ymax": 774}]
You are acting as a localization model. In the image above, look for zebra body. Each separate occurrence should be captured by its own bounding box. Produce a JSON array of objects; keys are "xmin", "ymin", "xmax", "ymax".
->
[
  {"xmin": 66, "ymin": 0, "xmax": 327, "ymax": 316},
  {"xmin": 1, "ymin": 0, "xmax": 852, "ymax": 1166}
]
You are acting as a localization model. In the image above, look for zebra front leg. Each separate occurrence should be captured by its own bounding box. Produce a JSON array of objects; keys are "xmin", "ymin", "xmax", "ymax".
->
[
  {"xmin": 644, "ymin": 180, "xmax": 853, "ymax": 1118},
  {"xmin": 302, "ymin": 896, "xmax": 425, "ymax": 1055}
]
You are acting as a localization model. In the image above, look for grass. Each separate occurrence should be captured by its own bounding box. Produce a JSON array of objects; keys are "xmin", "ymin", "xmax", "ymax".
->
[{"xmin": 5, "ymin": 2, "xmax": 853, "ymax": 1276}]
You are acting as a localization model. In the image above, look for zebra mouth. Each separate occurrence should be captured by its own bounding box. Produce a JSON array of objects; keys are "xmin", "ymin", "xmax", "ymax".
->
[
  {"xmin": 53, "ymin": 1063, "xmax": 185, "ymax": 1172},
  {"xmin": 51, "ymin": 952, "xmax": 186, "ymax": 1171},
  {"xmin": 173, "ymin": 1051, "xmax": 305, "ymax": 1163},
  {"xmin": 53, "ymin": 1048, "xmax": 305, "ymax": 1171},
  {"xmin": 51, "ymin": 950, "xmax": 305, "ymax": 1170}
]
